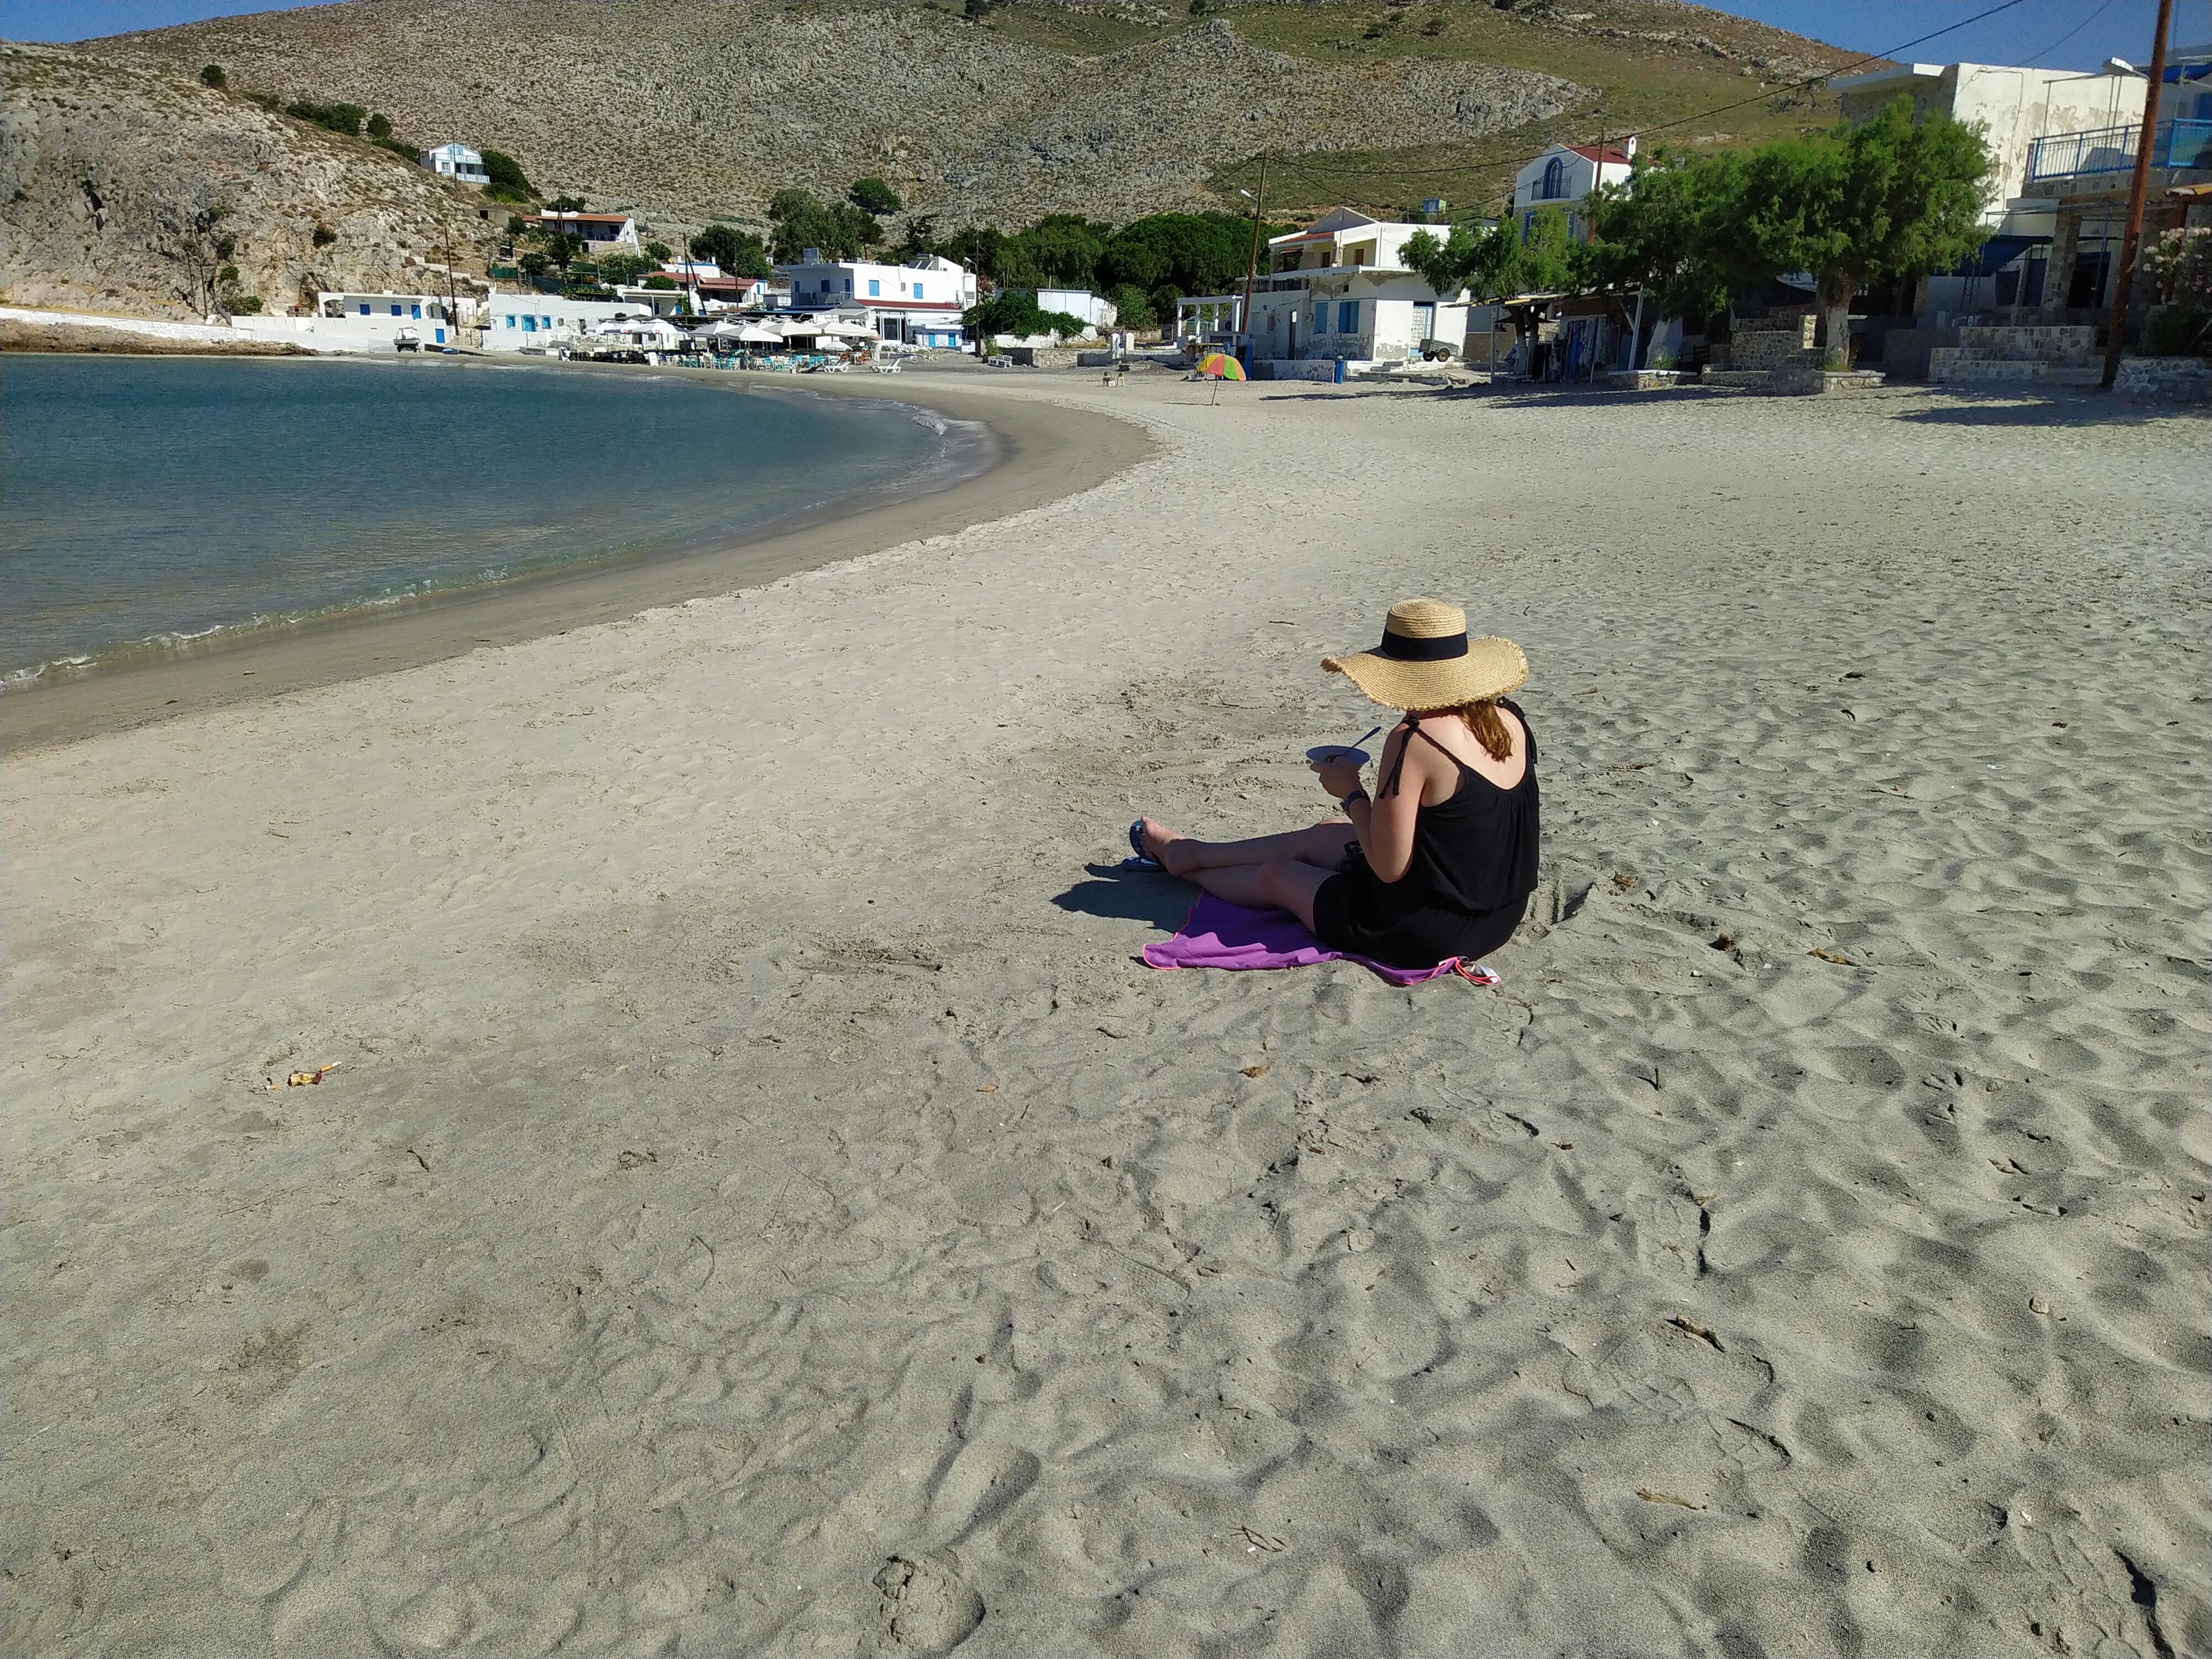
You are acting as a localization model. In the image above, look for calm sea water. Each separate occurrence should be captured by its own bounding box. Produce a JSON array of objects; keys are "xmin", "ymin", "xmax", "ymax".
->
[{"xmin": 1, "ymin": 354, "xmax": 953, "ymax": 685}]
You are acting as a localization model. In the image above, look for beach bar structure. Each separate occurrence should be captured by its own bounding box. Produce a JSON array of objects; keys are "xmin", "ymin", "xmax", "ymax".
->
[
  {"xmin": 1173, "ymin": 295, "xmax": 1241, "ymax": 351},
  {"xmin": 772, "ymin": 253, "xmax": 975, "ymax": 348}
]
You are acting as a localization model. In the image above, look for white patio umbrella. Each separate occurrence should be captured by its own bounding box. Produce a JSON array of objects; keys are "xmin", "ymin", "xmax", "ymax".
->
[
  {"xmin": 814, "ymin": 318, "xmax": 880, "ymax": 340},
  {"xmin": 735, "ymin": 323, "xmax": 784, "ymax": 345}
]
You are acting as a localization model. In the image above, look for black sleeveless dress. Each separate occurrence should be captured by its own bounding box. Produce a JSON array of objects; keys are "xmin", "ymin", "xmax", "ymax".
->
[{"xmin": 1311, "ymin": 700, "xmax": 1540, "ymax": 968}]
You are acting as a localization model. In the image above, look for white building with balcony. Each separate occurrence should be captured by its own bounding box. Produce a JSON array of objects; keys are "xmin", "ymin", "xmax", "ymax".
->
[
  {"xmin": 1243, "ymin": 207, "xmax": 1471, "ymax": 366},
  {"xmin": 420, "ymin": 143, "xmax": 490, "ymax": 186},
  {"xmin": 774, "ymin": 253, "xmax": 976, "ymax": 348},
  {"xmin": 1512, "ymin": 143, "xmax": 1634, "ymax": 239},
  {"xmin": 523, "ymin": 211, "xmax": 641, "ymax": 250}
]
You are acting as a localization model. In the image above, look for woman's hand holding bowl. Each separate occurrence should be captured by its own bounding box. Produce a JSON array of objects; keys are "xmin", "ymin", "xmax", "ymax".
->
[{"xmin": 1306, "ymin": 744, "xmax": 1369, "ymax": 802}]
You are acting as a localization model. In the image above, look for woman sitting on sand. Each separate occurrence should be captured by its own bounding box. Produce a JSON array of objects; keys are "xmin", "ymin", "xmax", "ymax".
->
[{"xmin": 1136, "ymin": 598, "xmax": 1538, "ymax": 969}]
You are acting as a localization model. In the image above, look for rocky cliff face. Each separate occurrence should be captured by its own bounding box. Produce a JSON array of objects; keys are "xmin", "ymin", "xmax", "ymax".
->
[
  {"xmin": 2, "ymin": 42, "xmax": 498, "ymax": 317},
  {"xmin": 91, "ymin": 0, "xmax": 1574, "ymax": 231}
]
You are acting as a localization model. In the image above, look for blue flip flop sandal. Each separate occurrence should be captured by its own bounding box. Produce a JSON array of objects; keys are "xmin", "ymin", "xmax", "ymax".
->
[{"xmin": 1123, "ymin": 818, "xmax": 1163, "ymax": 871}]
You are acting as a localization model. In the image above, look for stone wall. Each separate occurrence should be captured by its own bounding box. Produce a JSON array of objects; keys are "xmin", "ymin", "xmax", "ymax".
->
[
  {"xmin": 1729, "ymin": 314, "xmax": 1819, "ymax": 371},
  {"xmin": 2114, "ymin": 356, "xmax": 2212, "ymax": 401}
]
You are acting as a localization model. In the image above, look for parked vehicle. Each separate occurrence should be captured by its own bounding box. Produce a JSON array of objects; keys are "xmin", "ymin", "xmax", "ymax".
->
[{"xmin": 394, "ymin": 326, "xmax": 421, "ymax": 352}]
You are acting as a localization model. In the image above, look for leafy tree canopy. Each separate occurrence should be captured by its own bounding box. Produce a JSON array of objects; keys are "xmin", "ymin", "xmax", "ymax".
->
[
  {"xmin": 1738, "ymin": 96, "xmax": 1991, "ymax": 363},
  {"xmin": 1404, "ymin": 210, "xmax": 1582, "ymax": 304},
  {"xmin": 545, "ymin": 194, "xmax": 587, "ymax": 213},
  {"xmin": 286, "ymin": 98, "xmax": 366, "ymax": 137},
  {"xmin": 1098, "ymin": 211, "xmax": 1277, "ymax": 298},
  {"xmin": 481, "ymin": 150, "xmax": 536, "ymax": 199},
  {"xmin": 690, "ymin": 223, "xmax": 774, "ymax": 280},
  {"xmin": 848, "ymin": 177, "xmax": 902, "ymax": 215},
  {"xmin": 963, "ymin": 290, "xmax": 1087, "ymax": 341},
  {"xmin": 366, "ymin": 112, "xmax": 392, "ymax": 140},
  {"xmin": 199, "ymin": 64, "xmax": 225, "ymax": 88},
  {"xmin": 1105, "ymin": 282, "xmax": 1157, "ymax": 330},
  {"xmin": 1581, "ymin": 147, "xmax": 1746, "ymax": 325},
  {"xmin": 766, "ymin": 189, "xmax": 881, "ymax": 263}
]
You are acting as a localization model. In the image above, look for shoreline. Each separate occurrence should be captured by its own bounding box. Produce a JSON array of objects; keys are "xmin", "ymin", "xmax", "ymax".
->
[{"xmin": 1, "ymin": 362, "xmax": 1154, "ymax": 753}]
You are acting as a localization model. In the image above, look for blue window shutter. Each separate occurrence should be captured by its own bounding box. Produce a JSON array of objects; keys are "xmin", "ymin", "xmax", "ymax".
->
[
  {"xmin": 411, "ymin": 304, "xmax": 421, "ymax": 318},
  {"xmin": 358, "ymin": 303, "xmax": 369, "ymax": 315},
  {"xmin": 869, "ymin": 279, "xmax": 880, "ymax": 296}
]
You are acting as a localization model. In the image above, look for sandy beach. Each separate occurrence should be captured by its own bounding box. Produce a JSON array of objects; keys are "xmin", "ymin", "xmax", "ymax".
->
[{"xmin": 5, "ymin": 373, "xmax": 2206, "ymax": 1657}]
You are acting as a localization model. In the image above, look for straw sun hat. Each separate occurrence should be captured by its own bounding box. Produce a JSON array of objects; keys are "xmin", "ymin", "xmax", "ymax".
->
[{"xmin": 1322, "ymin": 598, "xmax": 1528, "ymax": 711}]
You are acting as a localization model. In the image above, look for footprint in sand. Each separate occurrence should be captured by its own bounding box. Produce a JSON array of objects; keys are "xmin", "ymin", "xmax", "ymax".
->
[{"xmin": 873, "ymin": 1550, "xmax": 984, "ymax": 1656}]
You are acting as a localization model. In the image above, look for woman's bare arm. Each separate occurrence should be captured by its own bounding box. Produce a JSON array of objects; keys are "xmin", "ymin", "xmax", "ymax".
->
[{"xmin": 1354, "ymin": 727, "xmax": 1423, "ymax": 883}]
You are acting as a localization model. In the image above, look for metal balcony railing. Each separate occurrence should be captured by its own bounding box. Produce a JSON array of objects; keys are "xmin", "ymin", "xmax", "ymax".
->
[{"xmin": 2026, "ymin": 118, "xmax": 2212, "ymax": 184}]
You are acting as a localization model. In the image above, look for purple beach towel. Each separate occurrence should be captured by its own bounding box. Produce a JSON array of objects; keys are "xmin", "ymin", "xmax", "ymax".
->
[{"xmin": 1140, "ymin": 894, "xmax": 1500, "ymax": 988}]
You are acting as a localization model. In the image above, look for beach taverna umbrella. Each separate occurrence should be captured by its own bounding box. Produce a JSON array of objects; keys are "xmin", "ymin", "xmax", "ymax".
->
[
  {"xmin": 815, "ymin": 318, "xmax": 879, "ymax": 340},
  {"xmin": 735, "ymin": 322, "xmax": 783, "ymax": 346},
  {"xmin": 1196, "ymin": 349, "xmax": 1246, "ymax": 404}
]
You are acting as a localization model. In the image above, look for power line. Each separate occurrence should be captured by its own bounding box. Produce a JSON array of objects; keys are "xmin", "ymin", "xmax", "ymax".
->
[
  {"xmin": 1222, "ymin": 0, "xmax": 2032, "ymax": 201},
  {"xmin": 2022, "ymin": 0, "xmax": 2111, "ymax": 68}
]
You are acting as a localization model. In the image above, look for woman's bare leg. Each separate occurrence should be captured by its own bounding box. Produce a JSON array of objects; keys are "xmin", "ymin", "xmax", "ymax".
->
[
  {"xmin": 1139, "ymin": 816, "xmax": 1352, "ymax": 878},
  {"xmin": 1182, "ymin": 858, "xmax": 1334, "ymax": 933}
]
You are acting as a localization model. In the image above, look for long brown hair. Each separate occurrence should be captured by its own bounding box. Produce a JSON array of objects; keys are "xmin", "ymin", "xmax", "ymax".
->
[{"xmin": 1441, "ymin": 700, "xmax": 1513, "ymax": 762}]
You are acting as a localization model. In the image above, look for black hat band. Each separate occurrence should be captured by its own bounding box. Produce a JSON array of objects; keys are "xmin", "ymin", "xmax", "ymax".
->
[{"xmin": 1374, "ymin": 629, "xmax": 1469, "ymax": 662}]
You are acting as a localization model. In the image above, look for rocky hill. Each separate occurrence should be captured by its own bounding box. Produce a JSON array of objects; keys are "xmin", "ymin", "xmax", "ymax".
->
[
  {"xmin": 6, "ymin": 0, "xmax": 1859, "ymax": 317},
  {"xmin": 85, "ymin": 0, "xmax": 1856, "ymax": 239},
  {"xmin": 2, "ymin": 41, "xmax": 499, "ymax": 317}
]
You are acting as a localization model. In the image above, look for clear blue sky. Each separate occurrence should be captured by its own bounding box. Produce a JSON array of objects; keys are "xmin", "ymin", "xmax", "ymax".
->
[{"xmin": 1, "ymin": 0, "xmax": 2203, "ymax": 66}]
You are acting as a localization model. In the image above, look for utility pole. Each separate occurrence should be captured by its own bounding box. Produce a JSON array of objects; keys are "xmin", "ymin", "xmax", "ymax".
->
[
  {"xmin": 2101, "ymin": 0, "xmax": 2172, "ymax": 389},
  {"xmin": 1239, "ymin": 154, "xmax": 1269, "ymax": 361}
]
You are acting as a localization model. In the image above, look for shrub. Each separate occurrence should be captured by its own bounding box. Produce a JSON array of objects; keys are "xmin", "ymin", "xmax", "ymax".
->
[
  {"xmin": 374, "ymin": 137, "xmax": 416, "ymax": 161},
  {"xmin": 481, "ymin": 149, "xmax": 537, "ymax": 199},
  {"xmin": 229, "ymin": 294, "xmax": 263, "ymax": 314},
  {"xmin": 643, "ymin": 274, "xmax": 677, "ymax": 290},
  {"xmin": 285, "ymin": 98, "xmax": 366, "ymax": 137},
  {"xmin": 199, "ymin": 64, "xmax": 225, "ymax": 88},
  {"xmin": 848, "ymin": 177, "xmax": 902, "ymax": 215},
  {"xmin": 366, "ymin": 112, "xmax": 392, "ymax": 139},
  {"xmin": 645, "ymin": 240, "xmax": 671, "ymax": 262},
  {"xmin": 311, "ymin": 224, "xmax": 337, "ymax": 247},
  {"xmin": 2141, "ymin": 305, "xmax": 2210, "ymax": 358}
]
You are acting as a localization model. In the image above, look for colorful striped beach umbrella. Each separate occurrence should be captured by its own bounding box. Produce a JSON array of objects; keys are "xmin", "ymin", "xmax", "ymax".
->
[{"xmin": 1197, "ymin": 352, "xmax": 1246, "ymax": 380}]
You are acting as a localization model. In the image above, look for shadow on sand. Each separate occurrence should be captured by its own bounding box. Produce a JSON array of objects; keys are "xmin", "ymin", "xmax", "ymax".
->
[{"xmin": 1052, "ymin": 864, "xmax": 1191, "ymax": 931}]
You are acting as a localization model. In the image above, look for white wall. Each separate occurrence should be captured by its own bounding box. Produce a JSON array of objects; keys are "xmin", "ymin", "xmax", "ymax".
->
[{"xmin": 481, "ymin": 295, "xmax": 643, "ymax": 351}]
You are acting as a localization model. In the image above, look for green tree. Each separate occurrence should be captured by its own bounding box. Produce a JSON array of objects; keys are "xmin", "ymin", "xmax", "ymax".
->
[
  {"xmin": 1105, "ymin": 282, "xmax": 1156, "ymax": 330},
  {"xmin": 1582, "ymin": 148, "xmax": 1746, "ymax": 336},
  {"xmin": 1404, "ymin": 210, "xmax": 1582, "ymax": 303},
  {"xmin": 285, "ymin": 98, "xmax": 366, "ymax": 137},
  {"xmin": 199, "ymin": 63, "xmax": 225, "ymax": 88},
  {"xmin": 848, "ymin": 177, "xmax": 902, "ymax": 215},
  {"xmin": 598, "ymin": 251, "xmax": 655, "ymax": 284},
  {"xmin": 644, "ymin": 239, "xmax": 672, "ymax": 262},
  {"xmin": 895, "ymin": 215, "xmax": 940, "ymax": 263},
  {"xmin": 964, "ymin": 291, "xmax": 1086, "ymax": 341},
  {"xmin": 543, "ymin": 231, "xmax": 587, "ymax": 288},
  {"xmin": 481, "ymin": 149, "xmax": 538, "ymax": 202},
  {"xmin": 545, "ymin": 193, "xmax": 587, "ymax": 213},
  {"xmin": 1738, "ymin": 96, "xmax": 1991, "ymax": 366},
  {"xmin": 940, "ymin": 225, "xmax": 1003, "ymax": 281},
  {"xmin": 518, "ymin": 250, "xmax": 551, "ymax": 283},
  {"xmin": 366, "ymin": 112, "xmax": 392, "ymax": 139},
  {"xmin": 1099, "ymin": 212, "xmax": 1274, "ymax": 298},
  {"xmin": 997, "ymin": 214, "xmax": 1110, "ymax": 289},
  {"xmin": 765, "ymin": 189, "xmax": 879, "ymax": 263},
  {"xmin": 690, "ymin": 222, "xmax": 773, "ymax": 279}
]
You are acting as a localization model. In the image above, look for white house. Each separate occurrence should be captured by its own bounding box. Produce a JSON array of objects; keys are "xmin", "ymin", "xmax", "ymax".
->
[
  {"xmin": 1512, "ymin": 142, "xmax": 1635, "ymax": 239},
  {"xmin": 314, "ymin": 290, "xmax": 477, "ymax": 348},
  {"xmin": 1833, "ymin": 61, "xmax": 2151, "ymax": 317},
  {"xmin": 774, "ymin": 253, "xmax": 976, "ymax": 348},
  {"xmin": 524, "ymin": 210, "xmax": 641, "ymax": 250},
  {"xmin": 480, "ymin": 293, "xmax": 651, "ymax": 351},
  {"xmin": 420, "ymin": 143, "xmax": 489, "ymax": 187},
  {"xmin": 1243, "ymin": 207, "xmax": 1471, "ymax": 364},
  {"xmin": 1032, "ymin": 289, "xmax": 1116, "ymax": 331}
]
